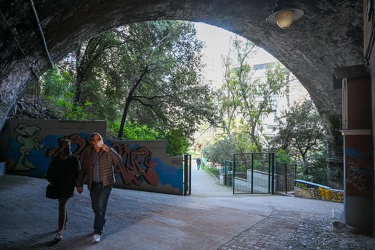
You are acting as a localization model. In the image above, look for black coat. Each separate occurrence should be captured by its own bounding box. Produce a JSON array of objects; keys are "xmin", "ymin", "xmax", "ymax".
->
[{"xmin": 47, "ymin": 155, "xmax": 80, "ymax": 198}]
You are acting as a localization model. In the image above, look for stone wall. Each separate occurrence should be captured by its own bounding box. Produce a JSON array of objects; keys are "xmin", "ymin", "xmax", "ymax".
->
[
  {"xmin": 0, "ymin": 1, "xmax": 363, "ymax": 147},
  {"xmin": 294, "ymin": 179, "xmax": 344, "ymax": 203}
]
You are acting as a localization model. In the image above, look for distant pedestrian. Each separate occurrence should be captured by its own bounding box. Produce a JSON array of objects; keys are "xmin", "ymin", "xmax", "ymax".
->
[
  {"xmin": 46, "ymin": 138, "xmax": 80, "ymax": 241},
  {"xmin": 196, "ymin": 157, "xmax": 201, "ymax": 170},
  {"xmin": 76, "ymin": 132, "xmax": 122, "ymax": 243}
]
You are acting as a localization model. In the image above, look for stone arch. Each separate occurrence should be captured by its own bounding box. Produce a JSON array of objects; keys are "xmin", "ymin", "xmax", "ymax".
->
[{"xmin": 0, "ymin": 1, "xmax": 364, "ymax": 160}]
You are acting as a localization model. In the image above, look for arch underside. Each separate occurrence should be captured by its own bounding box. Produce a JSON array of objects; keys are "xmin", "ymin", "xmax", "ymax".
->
[{"xmin": 0, "ymin": 0, "xmax": 363, "ymax": 136}]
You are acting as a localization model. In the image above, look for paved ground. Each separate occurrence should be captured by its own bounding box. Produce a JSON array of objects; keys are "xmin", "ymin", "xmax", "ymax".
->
[{"xmin": 0, "ymin": 167, "xmax": 375, "ymax": 249}]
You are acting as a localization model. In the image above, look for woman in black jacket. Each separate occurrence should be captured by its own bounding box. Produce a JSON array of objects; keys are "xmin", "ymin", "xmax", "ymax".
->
[{"xmin": 47, "ymin": 138, "xmax": 80, "ymax": 241}]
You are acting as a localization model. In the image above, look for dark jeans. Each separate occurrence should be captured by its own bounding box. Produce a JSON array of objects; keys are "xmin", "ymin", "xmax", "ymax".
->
[
  {"xmin": 57, "ymin": 197, "xmax": 69, "ymax": 232},
  {"xmin": 90, "ymin": 182, "xmax": 112, "ymax": 235}
]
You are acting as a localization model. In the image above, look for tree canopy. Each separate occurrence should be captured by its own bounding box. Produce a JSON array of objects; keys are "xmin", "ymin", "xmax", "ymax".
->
[
  {"xmin": 39, "ymin": 21, "xmax": 219, "ymax": 155},
  {"xmin": 216, "ymin": 37, "xmax": 290, "ymax": 152},
  {"xmin": 200, "ymin": 36, "xmax": 292, "ymax": 166}
]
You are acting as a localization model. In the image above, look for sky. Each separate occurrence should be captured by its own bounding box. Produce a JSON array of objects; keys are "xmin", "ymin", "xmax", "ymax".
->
[
  {"xmin": 194, "ymin": 22, "xmax": 308, "ymax": 99},
  {"xmin": 192, "ymin": 22, "xmax": 309, "ymax": 146},
  {"xmin": 194, "ymin": 22, "xmax": 277, "ymax": 85}
]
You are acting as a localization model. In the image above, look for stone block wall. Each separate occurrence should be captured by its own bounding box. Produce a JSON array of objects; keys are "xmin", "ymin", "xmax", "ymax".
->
[{"xmin": 294, "ymin": 179, "xmax": 344, "ymax": 203}]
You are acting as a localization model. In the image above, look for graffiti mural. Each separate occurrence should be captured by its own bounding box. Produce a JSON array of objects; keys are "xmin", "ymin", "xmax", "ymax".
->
[
  {"xmin": 13, "ymin": 123, "xmax": 45, "ymax": 171},
  {"xmin": 345, "ymin": 147, "xmax": 372, "ymax": 196},
  {"xmin": 46, "ymin": 136, "xmax": 160, "ymax": 187},
  {"xmin": 45, "ymin": 134, "xmax": 89, "ymax": 159},
  {"xmin": 1, "ymin": 118, "xmax": 183, "ymax": 195},
  {"xmin": 111, "ymin": 142, "xmax": 159, "ymax": 186},
  {"xmin": 294, "ymin": 180, "xmax": 344, "ymax": 203}
]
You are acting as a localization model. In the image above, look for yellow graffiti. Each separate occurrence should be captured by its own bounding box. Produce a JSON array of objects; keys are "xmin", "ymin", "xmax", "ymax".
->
[
  {"xmin": 330, "ymin": 190, "xmax": 344, "ymax": 203},
  {"xmin": 294, "ymin": 181, "xmax": 344, "ymax": 203}
]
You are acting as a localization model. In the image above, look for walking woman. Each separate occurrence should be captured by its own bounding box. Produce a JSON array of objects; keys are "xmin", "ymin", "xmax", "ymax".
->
[{"xmin": 46, "ymin": 138, "xmax": 80, "ymax": 241}]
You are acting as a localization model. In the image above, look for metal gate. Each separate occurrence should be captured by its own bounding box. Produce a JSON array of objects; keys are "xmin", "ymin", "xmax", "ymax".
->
[
  {"xmin": 222, "ymin": 160, "xmax": 233, "ymax": 186},
  {"xmin": 233, "ymin": 153, "xmax": 275, "ymax": 194},
  {"xmin": 275, "ymin": 162, "xmax": 296, "ymax": 194},
  {"xmin": 183, "ymin": 154, "xmax": 191, "ymax": 196}
]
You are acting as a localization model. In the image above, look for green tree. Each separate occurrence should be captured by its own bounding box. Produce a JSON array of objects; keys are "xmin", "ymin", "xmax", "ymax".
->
[
  {"xmin": 65, "ymin": 21, "xmax": 217, "ymax": 140},
  {"xmin": 217, "ymin": 36, "xmax": 290, "ymax": 153},
  {"xmin": 202, "ymin": 136, "xmax": 236, "ymax": 167},
  {"xmin": 164, "ymin": 129, "xmax": 189, "ymax": 156},
  {"xmin": 73, "ymin": 31, "xmax": 123, "ymax": 107},
  {"xmin": 42, "ymin": 68, "xmax": 71, "ymax": 98},
  {"xmin": 40, "ymin": 67, "xmax": 90, "ymax": 120},
  {"xmin": 108, "ymin": 121, "xmax": 188, "ymax": 155},
  {"xmin": 271, "ymin": 99, "xmax": 327, "ymax": 179},
  {"xmin": 40, "ymin": 21, "xmax": 219, "ymax": 154},
  {"xmin": 113, "ymin": 21, "xmax": 216, "ymax": 139}
]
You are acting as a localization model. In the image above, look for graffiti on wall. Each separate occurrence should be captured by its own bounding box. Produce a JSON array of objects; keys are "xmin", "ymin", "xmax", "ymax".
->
[
  {"xmin": 13, "ymin": 123, "xmax": 45, "ymax": 171},
  {"xmin": 45, "ymin": 134, "xmax": 89, "ymax": 159},
  {"xmin": 294, "ymin": 180, "xmax": 344, "ymax": 203},
  {"xmin": 345, "ymin": 147, "xmax": 371, "ymax": 196},
  {"xmin": 111, "ymin": 142, "xmax": 159, "ymax": 186},
  {"xmin": 45, "ymin": 134, "xmax": 160, "ymax": 187},
  {"xmin": 4, "ymin": 120, "xmax": 183, "ymax": 194}
]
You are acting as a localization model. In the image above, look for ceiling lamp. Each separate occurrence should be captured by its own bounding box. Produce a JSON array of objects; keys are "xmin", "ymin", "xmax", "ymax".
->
[{"xmin": 266, "ymin": 1, "xmax": 304, "ymax": 29}]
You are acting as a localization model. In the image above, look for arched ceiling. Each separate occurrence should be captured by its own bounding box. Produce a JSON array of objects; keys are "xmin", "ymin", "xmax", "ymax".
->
[{"xmin": 0, "ymin": 0, "xmax": 364, "ymax": 131}]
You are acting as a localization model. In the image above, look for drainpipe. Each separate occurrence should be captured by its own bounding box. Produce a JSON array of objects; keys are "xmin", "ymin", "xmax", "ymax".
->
[{"xmin": 29, "ymin": 0, "xmax": 54, "ymax": 68}]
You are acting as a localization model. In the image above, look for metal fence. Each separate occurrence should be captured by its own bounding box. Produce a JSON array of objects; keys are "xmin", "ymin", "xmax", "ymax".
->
[
  {"xmin": 274, "ymin": 162, "xmax": 296, "ymax": 194},
  {"xmin": 220, "ymin": 155, "xmax": 297, "ymax": 195},
  {"xmin": 232, "ymin": 153, "xmax": 275, "ymax": 194}
]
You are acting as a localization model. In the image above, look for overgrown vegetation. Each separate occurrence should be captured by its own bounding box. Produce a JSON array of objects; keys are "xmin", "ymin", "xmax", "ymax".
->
[
  {"xmin": 32, "ymin": 21, "xmax": 328, "ymax": 184},
  {"xmin": 201, "ymin": 36, "xmax": 328, "ymax": 185},
  {"xmin": 37, "ymin": 21, "xmax": 218, "ymax": 156},
  {"xmin": 271, "ymin": 100, "xmax": 328, "ymax": 184}
]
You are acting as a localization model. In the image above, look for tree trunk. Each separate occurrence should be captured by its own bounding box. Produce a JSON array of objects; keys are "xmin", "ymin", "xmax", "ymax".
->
[{"xmin": 117, "ymin": 66, "xmax": 149, "ymax": 139}]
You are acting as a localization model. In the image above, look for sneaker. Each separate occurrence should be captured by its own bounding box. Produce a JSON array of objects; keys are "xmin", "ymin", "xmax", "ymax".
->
[
  {"xmin": 92, "ymin": 234, "xmax": 101, "ymax": 243},
  {"xmin": 54, "ymin": 233, "xmax": 63, "ymax": 241}
]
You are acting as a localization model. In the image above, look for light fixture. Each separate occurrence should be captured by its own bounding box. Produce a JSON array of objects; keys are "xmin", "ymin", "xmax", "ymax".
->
[{"xmin": 266, "ymin": 1, "xmax": 304, "ymax": 29}]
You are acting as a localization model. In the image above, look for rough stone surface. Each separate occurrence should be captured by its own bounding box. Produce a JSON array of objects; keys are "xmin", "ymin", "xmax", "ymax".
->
[
  {"xmin": 9, "ymin": 93, "xmax": 61, "ymax": 120},
  {"xmin": 0, "ymin": 1, "xmax": 363, "ymax": 133}
]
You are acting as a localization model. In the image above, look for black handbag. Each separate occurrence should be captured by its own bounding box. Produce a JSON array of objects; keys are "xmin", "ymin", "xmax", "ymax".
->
[{"xmin": 46, "ymin": 184, "xmax": 59, "ymax": 199}]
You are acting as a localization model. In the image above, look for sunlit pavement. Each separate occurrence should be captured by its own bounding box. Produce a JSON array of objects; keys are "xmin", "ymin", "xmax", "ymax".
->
[{"xmin": 0, "ymin": 169, "xmax": 374, "ymax": 250}]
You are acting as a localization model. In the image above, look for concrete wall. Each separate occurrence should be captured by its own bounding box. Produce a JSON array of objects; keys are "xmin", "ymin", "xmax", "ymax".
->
[
  {"xmin": 294, "ymin": 179, "xmax": 344, "ymax": 203},
  {"xmin": 0, "ymin": 118, "xmax": 183, "ymax": 195},
  {"xmin": 111, "ymin": 140, "xmax": 183, "ymax": 195},
  {"xmin": 0, "ymin": 118, "xmax": 106, "ymax": 174}
]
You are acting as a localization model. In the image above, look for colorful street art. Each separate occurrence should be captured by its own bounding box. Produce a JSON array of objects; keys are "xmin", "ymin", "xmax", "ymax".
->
[
  {"xmin": 345, "ymin": 147, "xmax": 372, "ymax": 196},
  {"xmin": 45, "ymin": 136, "xmax": 162, "ymax": 188},
  {"xmin": 111, "ymin": 142, "xmax": 159, "ymax": 186},
  {"xmin": 13, "ymin": 123, "xmax": 45, "ymax": 171},
  {"xmin": 0, "ymin": 119, "xmax": 184, "ymax": 195},
  {"xmin": 294, "ymin": 180, "xmax": 344, "ymax": 203}
]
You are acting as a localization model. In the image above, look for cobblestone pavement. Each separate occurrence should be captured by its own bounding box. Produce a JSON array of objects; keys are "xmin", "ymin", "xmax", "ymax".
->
[
  {"xmin": 0, "ymin": 169, "xmax": 375, "ymax": 250},
  {"xmin": 219, "ymin": 211, "xmax": 375, "ymax": 250}
]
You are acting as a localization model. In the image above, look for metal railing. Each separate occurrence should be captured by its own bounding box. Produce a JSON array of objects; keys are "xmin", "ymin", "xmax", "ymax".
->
[{"xmin": 232, "ymin": 153, "xmax": 275, "ymax": 194}]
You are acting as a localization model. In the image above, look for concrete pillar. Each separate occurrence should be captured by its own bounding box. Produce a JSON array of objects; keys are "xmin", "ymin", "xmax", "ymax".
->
[{"xmin": 340, "ymin": 74, "xmax": 373, "ymax": 231}]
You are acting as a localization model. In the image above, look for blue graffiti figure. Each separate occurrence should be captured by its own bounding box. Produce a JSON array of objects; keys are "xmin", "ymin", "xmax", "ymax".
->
[{"xmin": 13, "ymin": 123, "xmax": 45, "ymax": 171}]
